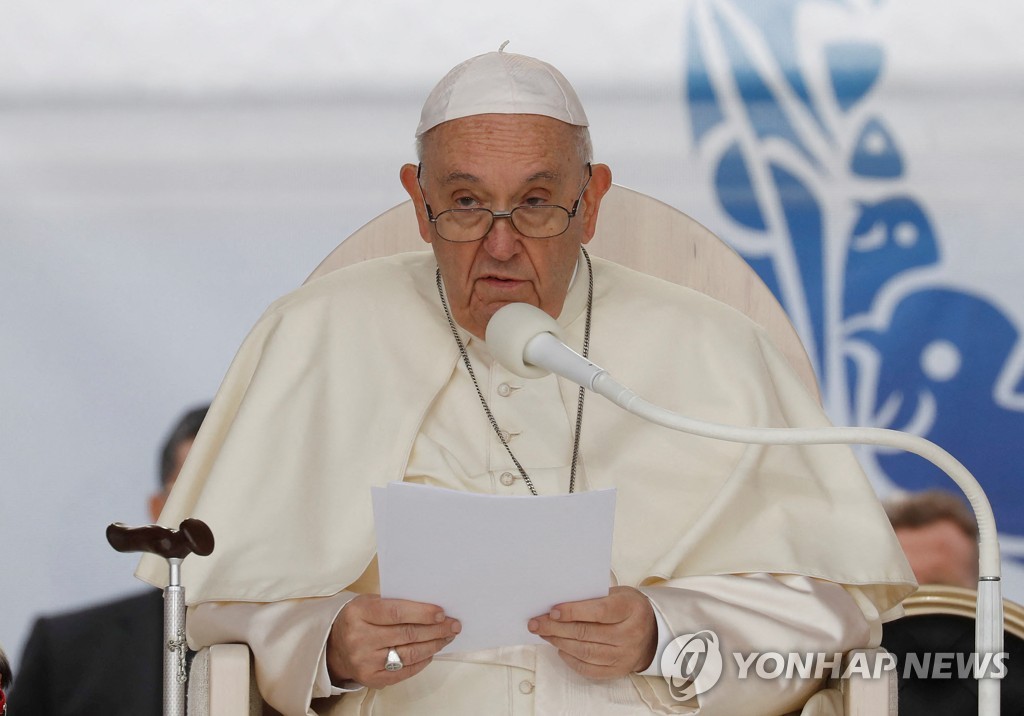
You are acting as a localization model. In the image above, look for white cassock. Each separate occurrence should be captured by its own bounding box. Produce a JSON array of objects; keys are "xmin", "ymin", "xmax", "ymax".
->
[{"xmin": 139, "ymin": 251, "xmax": 915, "ymax": 715}]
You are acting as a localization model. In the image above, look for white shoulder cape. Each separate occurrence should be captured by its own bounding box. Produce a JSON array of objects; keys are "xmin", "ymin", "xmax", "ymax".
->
[{"xmin": 138, "ymin": 252, "xmax": 914, "ymax": 613}]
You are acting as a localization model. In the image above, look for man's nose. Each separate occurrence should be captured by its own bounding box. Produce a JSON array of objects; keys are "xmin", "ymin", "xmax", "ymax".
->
[{"xmin": 482, "ymin": 213, "xmax": 523, "ymax": 260}]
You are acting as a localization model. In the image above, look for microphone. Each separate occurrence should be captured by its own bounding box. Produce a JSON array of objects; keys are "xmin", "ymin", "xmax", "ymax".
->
[
  {"xmin": 486, "ymin": 302, "xmax": 605, "ymax": 387},
  {"xmin": 486, "ymin": 302, "xmax": 1004, "ymax": 714}
]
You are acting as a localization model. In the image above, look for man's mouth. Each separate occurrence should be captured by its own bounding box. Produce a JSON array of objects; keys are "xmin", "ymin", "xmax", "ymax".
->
[{"xmin": 479, "ymin": 275, "xmax": 525, "ymax": 286}]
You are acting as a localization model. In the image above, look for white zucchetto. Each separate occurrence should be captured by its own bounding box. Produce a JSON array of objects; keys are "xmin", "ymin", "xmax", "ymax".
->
[{"xmin": 416, "ymin": 43, "xmax": 589, "ymax": 137}]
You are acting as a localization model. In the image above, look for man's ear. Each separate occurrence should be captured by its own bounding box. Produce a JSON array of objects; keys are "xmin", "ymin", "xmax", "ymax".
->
[
  {"xmin": 148, "ymin": 491, "xmax": 167, "ymax": 523},
  {"xmin": 579, "ymin": 163, "xmax": 613, "ymax": 244},
  {"xmin": 400, "ymin": 163, "xmax": 433, "ymax": 244}
]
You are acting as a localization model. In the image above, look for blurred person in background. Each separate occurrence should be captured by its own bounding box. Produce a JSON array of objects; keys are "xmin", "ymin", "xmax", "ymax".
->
[
  {"xmin": 884, "ymin": 489, "xmax": 979, "ymax": 589},
  {"xmin": 1, "ymin": 643, "xmax": 12, "ymax": 715},
  {"xmin": 7, "ymin": 404, "xmax": 208, "ymax": 716}
]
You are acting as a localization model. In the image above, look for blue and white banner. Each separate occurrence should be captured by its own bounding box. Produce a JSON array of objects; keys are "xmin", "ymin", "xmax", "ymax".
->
[{"xmin": 680, "ymin": 0, "xmax": 1024, "ymax": 582}]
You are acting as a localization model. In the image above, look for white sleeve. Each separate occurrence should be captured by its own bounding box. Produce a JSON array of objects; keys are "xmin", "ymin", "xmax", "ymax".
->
[
  {"xmin": 636, "ymin": 595, "xmax": 675, "ymax": 677},
  {"xmin": 633, "ymin": 573, "xmax": 876, "ymax": 715},
  {"xmin": 187, "ymin": 591, "xmax": 361, "ymax": 716}
]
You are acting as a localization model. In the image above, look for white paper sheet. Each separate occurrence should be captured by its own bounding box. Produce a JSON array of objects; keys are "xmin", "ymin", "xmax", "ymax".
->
[{"xmin": 372, "ymin": 482, "xmax": 616, "ymax": 653}]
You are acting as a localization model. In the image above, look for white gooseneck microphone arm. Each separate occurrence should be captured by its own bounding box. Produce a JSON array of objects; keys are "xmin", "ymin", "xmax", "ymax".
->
[{"xmin": 486, "ymin": 302, "xmax": 1004, "ymax": 715}]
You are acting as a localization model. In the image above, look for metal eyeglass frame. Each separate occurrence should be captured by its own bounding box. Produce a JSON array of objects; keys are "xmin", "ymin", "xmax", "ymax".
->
[{"xmin": 415, "ymin": 163, "xmax": 593, "ymax": 243}]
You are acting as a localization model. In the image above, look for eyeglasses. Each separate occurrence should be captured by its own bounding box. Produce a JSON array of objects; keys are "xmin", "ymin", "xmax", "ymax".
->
[{"xmin": 416, "ymin": 163, "xmax": 592, "ymax": 243}]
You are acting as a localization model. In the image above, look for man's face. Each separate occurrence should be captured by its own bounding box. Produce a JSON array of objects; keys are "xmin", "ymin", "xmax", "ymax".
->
[
  {"xmin": 401, "ymin": 114, "xmax": 611, "ymax": 339},
  {"xmin": 148, "ymin": 437, "xmax": 193, "ymax": 522},
  {"xmin": 894, "ymin": 519, "xmax": 978, "ymax": 589}
]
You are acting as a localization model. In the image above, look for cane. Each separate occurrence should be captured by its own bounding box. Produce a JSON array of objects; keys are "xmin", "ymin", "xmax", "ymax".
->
[{"xmin": 107, "ymin": 519, "xmax": 214, "ymax": 716}]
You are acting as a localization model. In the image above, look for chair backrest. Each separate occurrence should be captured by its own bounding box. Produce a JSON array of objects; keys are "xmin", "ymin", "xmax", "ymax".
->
[
  {"xmin": 306, "ymin": 184, "xmax": 819, "ymax": 399},
  {"xmin": 897, "ymin": 584, "xmax": 1024, "ymax": 634},
  {"xmin": 880, "ymin": 584, "xmax": 1024, "ymax": 715}
]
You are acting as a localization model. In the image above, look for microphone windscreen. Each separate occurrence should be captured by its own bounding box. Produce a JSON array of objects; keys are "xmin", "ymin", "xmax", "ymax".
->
[{"xmin": 485, "ymin": 303, "xmax": 564, "ymax": 378}]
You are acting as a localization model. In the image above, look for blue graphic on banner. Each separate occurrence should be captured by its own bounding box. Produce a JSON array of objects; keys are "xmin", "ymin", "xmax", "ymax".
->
[
  {"xmin": 683, "ymin": 1, "xmax": 1024, "ymax": 550},
  {"xmin": 849, "ymin": 288, "xmax": 1024, "ymax": 535}
]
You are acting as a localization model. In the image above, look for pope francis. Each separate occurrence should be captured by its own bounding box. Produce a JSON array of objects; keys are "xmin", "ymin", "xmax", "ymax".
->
[{"xmin": 139, "ymin": 48, "xmax": 915, "ymax": 715}]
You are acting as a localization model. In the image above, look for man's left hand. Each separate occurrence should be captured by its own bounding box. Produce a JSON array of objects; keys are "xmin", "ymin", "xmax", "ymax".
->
[{"xmin": 527, "ymin": 586, "xmax": 657, "ymax": 680}]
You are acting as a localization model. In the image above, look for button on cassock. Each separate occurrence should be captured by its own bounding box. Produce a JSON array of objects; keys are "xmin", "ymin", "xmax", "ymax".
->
[{"xmin": 500, "ymin": 472, "xmax": 516, "ymax": 486}]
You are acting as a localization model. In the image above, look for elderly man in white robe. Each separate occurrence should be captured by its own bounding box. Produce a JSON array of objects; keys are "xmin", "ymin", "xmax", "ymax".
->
[{"xmin": 140, "ymin": 48, "xmax": 915, "ymax": 716}]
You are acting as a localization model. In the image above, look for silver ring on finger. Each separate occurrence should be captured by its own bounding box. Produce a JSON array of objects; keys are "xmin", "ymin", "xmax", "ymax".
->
[{"xmin": 385, "ymin": 647, "xmax": 404, "ymax": 672}]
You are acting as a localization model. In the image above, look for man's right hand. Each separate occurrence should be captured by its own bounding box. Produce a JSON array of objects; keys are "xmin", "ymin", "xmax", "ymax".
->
[{"xmin": 326, "ymin": 594, "xmax": 461, "ymax": 689}]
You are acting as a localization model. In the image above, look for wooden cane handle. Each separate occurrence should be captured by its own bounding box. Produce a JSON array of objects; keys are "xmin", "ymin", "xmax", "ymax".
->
[
  {"xmin": 106, "ymin": 518, "xmax": 215, "ymax": 560},
  {"xmin": 179, "ymin": 518, "xmax": 215, "ymax": 556}
]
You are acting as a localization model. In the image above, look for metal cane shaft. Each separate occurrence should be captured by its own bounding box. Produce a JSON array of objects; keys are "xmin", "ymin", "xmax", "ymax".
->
[{"xmin": 164, "ymin": 582, "xmax": 187, "ymax": 716}]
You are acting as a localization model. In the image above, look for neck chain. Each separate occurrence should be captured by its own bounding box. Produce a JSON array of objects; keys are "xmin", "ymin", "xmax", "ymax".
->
[{"xmin": 436, "ymin": 247, "xmax": 594, "ymax": 496}]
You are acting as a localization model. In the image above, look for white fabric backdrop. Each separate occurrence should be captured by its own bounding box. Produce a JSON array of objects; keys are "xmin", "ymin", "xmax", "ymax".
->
[{"xmin": 1, "ymin": 0, "xmax": 1022, "ymax": 674}]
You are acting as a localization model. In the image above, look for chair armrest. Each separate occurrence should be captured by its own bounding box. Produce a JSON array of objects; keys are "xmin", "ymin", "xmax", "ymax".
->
[
  {"xmin": 830, "ymin": 647, "xmax": 897, "ymax": 716},
  {"xmin": 187, "ymin": 644, "xmax": 261, "ymax": 716}
]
